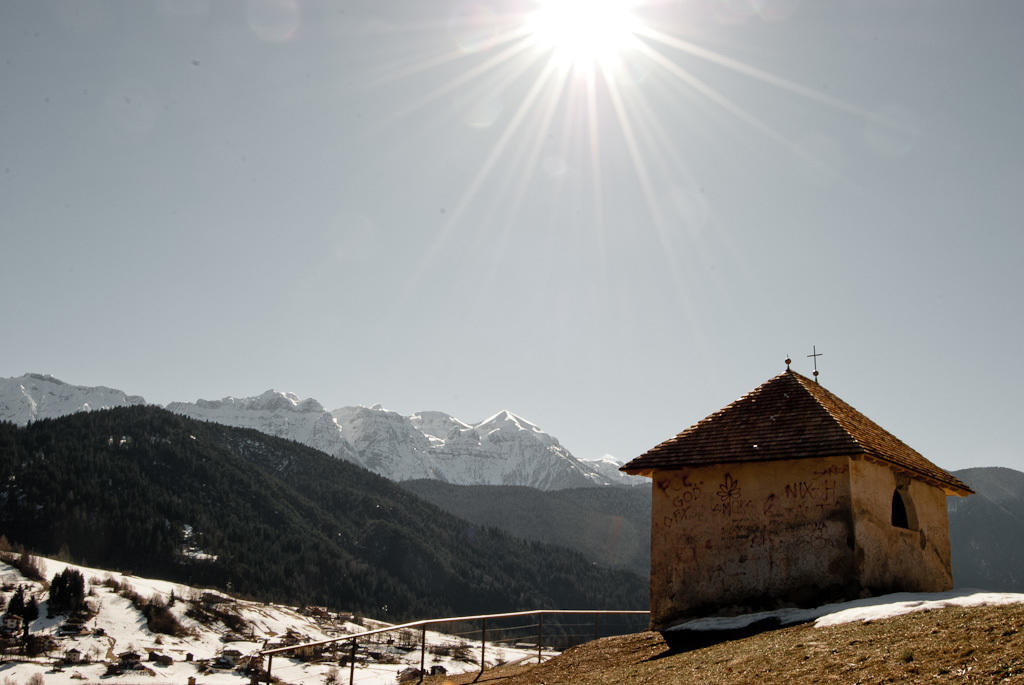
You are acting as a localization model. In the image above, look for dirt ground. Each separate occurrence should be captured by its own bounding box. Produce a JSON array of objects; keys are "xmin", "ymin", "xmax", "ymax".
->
[{"xmin": 426, "ymin": 603, "xmax": 1024, "ymax": 684}]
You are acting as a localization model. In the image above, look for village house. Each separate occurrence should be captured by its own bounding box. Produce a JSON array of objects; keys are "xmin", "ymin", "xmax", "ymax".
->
[
  {"xmin": 0, "ymin": 613, "xmax": 22, "ymax": 635},
  {"xmin": 301, "ymin": 605, "xmax": 330, "ymax": 619},
  {"xmin": 57, "ymin": 618, "xmax": 84, "ymax": 636},
  {"xmin": 214, "ymin": 648, "xmax": 243, "ymax": 669},
  {"xmin": 398, "ymin": 667, "xmax": 422, "ymax": 682},
  {"xmin": 620, "ymin": 368, "xmax": 973, "ymax": 631}
]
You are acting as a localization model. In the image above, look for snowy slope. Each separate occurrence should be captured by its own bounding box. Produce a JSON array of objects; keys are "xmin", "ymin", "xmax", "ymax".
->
[
  {"xmin": 331, "ymin": 404, "xmax": 441, "ymax": 479},
  {"xmin": 579, "ymin": 455, "xmax": 647, "ymax": 487},
  {"xmin": 5, "ymin": 554, "xmax": 1020, "ymax": 685},
  {"xmin": 667, "ymin": 589, "xmax": 1024, "ymax": 633},
  {"xmin": 0, "ymin": 554, "xmax": 544, "ymax": 685},
  {"xmin": 432, "ymin": 410, "xmax": 609, "ymax": 490},
  {"xmin": 0, "ymin": 373, "xmax": 146, "ymax": 425},
  {"xmin": 410, "ymin": 410, "xmax": 472, "ymax": 446},
  {"xmin": 339, "ymin": 406, "xmax": 612, "ymax": 489},
  {"xmin": 167, "ymin": 390, "xmax": 360, "ymax": 463}
]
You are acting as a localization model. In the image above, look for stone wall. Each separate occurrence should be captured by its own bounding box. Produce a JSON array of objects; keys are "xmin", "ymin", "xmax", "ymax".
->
[
  {"xmin": 848, "ymin": 457, "xmax": 954, "ymax": 594},
  {"xmin": 649, "ymin": 457, "xmax": 856, "ymax": 630}
]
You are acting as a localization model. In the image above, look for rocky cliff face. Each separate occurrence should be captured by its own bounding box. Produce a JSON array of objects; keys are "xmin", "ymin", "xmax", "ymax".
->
[
  {"xmin": 330, "ymin": 404, "xmax": 440, "ymax": 479},
  {"xmin": 423, "ymin": 409, "xmax": 608, "ymax": 490},
  {"xmin": 167, "ymin": 390, "xmax": 360, "ymax": 463},
  {"xmin": 332, "ymin": 406, "xmax": 612, "ymax": 489}
]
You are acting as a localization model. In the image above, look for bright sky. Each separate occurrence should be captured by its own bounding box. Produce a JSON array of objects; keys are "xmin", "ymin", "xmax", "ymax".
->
[{"xmin": 2, "ymin": 1, "xmax": 1022, "ymax": 472}]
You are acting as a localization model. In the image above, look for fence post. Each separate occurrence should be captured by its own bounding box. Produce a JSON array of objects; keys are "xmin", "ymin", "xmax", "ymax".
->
[
  {"xmin": 265, "ymin": 654, "xmax": 272, "ymax": 685},
  {"xmin": 473, "ymin": 617, "xmax": 486, "ymax": 682},
  {"xmin": 594, "ymin": 612, "xmax": 599, "ymax": 642},
  {"xmin": 418, "ymin": 625, "xmax": 426, "ymax": 684},
  {"xmin": 537, "ymin": 613, "xmax": 543, "ymax": 664},
  {"xmin": 349, "ymin": 639, "xmax": 356, "ymax": 685}
]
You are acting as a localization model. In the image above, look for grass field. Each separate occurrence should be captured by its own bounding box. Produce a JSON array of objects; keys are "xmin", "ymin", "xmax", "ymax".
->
[{"xmin": 427, "ymin": 602, "xmax": 1024, "ymax": 684}]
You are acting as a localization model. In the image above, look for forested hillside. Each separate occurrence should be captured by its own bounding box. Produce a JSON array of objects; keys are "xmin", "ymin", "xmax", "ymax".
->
[
  {"xmin": 401, "ymin": 480, "xmax": 651, "ymax": 577},
  {"xmin": 0, "ymin": 407, "xmax": 646, "ymax": 622},
  {"xmin": 406, "ymin": 467, "xmax": 1024, "ymax": 594},
  {"xmin": 949, "ymin": 467, "xmax": 1024, "ymax": 591}
]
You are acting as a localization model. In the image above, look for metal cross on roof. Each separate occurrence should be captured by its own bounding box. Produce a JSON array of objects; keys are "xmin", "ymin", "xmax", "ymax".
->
[{"xmin": 807, "ymin": 345, "xmax": 823, "ymax": 382}]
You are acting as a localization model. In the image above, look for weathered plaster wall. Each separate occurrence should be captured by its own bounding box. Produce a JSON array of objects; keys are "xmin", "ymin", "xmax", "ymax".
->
[
  {"xmin": 650, "ymin": 457, "xmax": 855, "ymax": 630},
  {"xmin": 848, "ymin": 458, "xmax": 953, "ymax": 593}
]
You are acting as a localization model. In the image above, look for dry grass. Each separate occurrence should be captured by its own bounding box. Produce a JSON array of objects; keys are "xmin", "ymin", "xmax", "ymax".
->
[{"xmin": 427, "ymin": 603, "xmax": 1024, "ymax": 684}]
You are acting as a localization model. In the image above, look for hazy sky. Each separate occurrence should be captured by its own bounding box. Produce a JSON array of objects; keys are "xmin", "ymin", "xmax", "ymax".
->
[{"xmin": 2, "ymin": 0, "xmax": 1022, "ymax": 472}]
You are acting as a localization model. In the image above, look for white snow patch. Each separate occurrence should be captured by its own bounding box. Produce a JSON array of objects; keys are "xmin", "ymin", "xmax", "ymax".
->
[
  {"xmin": 812, "ymin": 590, "xmax": 1024, "ymax": 627},
  {"xmin": 666, "ymin": 590, "xmax": 1024, "ymax": 633},
  {"xmin": 0, "ymin": 554, "xmax": 551, "ymax": 685}
]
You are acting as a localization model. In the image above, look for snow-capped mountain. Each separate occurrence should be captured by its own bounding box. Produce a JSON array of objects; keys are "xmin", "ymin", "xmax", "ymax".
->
[
  {"xmin": 331, "ymin": 404, "xmax": 441, "ymax": 480},
  {"xmin": 410, "ymin": 410, "xmax": 473, "ymax": 446},
  {"xmin": 2, "ymin": 372, "xmax": 620, "ymax": 490},
  {"xmin": 0, "ymin": 373, "xmax": 146, "ymax": 425},
  {"xmin": 579, "ymin": 454, "xmax": 648, "ymax": 487},
  {"xmin": 166, "ymin": 390, "xmax": 360, "ymax": 463},
  {"xmin": 427, "ymin": 409, "xmax": 608, "ymax": 490},
  {"xmin": 169, "ymin": 390, "xmax": 612, "ymax": 488},
  {"xmin": 336, "ymin": 406, "xmax": 611, "ymax": 489}
]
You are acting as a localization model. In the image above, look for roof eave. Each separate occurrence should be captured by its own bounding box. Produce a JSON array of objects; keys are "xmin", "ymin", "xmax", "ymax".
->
[
  {"xmin": 622, "ymin": 452, "xmax": 974, "ymax": 495},
  {"xmin": 855, "ymin": 453, "xmax": 974, "ymax": 497}
]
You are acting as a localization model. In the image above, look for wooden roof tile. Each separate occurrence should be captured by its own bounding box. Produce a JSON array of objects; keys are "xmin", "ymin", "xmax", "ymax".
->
[{"xmin": 620, "ymin": 370, "xmax": 972, "ymax": 495}]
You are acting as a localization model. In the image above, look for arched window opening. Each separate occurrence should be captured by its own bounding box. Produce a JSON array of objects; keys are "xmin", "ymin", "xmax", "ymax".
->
[{"xmin": 891, "ymin": 490, "xmax": 910, "ymax": 529}]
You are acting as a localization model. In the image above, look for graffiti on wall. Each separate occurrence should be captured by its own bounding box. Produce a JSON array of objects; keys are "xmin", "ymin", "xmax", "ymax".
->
[{"xmin": 656, "ymin": 462, "xmax": 852, "ymax": 603}]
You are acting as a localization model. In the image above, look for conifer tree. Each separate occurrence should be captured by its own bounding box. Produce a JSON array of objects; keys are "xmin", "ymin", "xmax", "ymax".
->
[
  {"xmin": 49, "ymin": 572, "xmax": 66, "ymax": 615},
  {"xmin": 6, "ymin": 587, "xmax": 24, "ymax": 617},
  {"xmin": 48, "ymin": 568, "xmax": 85, "ymax": 615},
  {"xmin": 22, "ymin": 597, "xmax": 38, "ymax": 637}
]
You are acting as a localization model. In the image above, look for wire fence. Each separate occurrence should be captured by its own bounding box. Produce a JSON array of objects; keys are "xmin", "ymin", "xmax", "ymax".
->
[{"xmin": 257, "ymin": 609, "xmax": 649, "ymax": 684}]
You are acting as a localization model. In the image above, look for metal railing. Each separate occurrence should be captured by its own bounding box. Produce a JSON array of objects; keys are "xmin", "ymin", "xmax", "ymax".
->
[{"xmin": 258, "ymin": 608, "xmax": 648, "ymax": 684}]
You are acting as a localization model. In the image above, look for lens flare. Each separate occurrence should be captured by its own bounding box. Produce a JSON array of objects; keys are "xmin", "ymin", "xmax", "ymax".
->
[{"xmin": 527, "ymin": 0, "xmax": 640, "ymax": 69}]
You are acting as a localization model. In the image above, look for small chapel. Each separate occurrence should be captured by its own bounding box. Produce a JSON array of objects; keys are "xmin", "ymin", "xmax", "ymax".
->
[{"xmin": 620, "ymin": 366, "xmax": 973, "ymax": 631}]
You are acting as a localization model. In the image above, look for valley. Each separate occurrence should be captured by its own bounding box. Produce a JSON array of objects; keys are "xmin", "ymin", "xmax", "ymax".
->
[{"xmin": 0, "ymin": 553, "xmax": 543, "ymax": 685}]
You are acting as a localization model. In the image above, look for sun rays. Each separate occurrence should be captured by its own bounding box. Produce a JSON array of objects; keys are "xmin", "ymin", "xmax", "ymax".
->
[{"xmin": 369, "ymin": 1, "xmax": 878, "ymax": 297}]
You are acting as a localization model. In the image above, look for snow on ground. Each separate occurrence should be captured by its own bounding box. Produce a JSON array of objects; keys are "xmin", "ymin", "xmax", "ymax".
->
[
  {"xmin": 812, "ymin": 590, "xmax": 1024, "ymax": 627},
  {"xmin": 0, "ymin": 555, "xmax": 548, "ymax": 685},
  {"xmin": 667, "ymin": 590, "xmax": 1024, "ymax": 633},
  {"xmin": 8, "ymin": 555, "xmax": 1018, "ymax": 683}
]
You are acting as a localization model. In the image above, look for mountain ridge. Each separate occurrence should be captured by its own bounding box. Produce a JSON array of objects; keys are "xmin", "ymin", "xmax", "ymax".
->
[
  {"xmin": 0, "ymin": 405, "xmax": 646, "ymax": 621},
  {"xmin": 0, "ymin": 373, "xmax": 146, "ymax": 425},
  {"xmin": 0, "ymin": 372, "xmax": 619, "ymax": 490}
]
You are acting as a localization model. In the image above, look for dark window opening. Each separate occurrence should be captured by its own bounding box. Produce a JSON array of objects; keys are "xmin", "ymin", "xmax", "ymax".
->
[{"xmin": 891, "ymin": 490, "xmax": 910, "ymax": 529}]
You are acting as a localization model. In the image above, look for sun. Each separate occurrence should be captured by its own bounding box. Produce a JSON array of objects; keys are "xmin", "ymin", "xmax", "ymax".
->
[{"xmin": 526, "ymin": 0, "xmax": 641, "ymax": 70}]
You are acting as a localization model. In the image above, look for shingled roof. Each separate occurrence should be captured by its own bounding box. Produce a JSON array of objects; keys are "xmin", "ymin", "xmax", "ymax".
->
[{"xmin": 620, "ymin": 370, "xmax": 972, "ymax": 495}]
